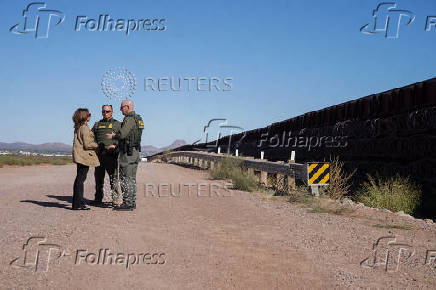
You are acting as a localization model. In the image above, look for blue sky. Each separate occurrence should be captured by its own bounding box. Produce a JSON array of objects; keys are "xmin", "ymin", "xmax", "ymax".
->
[{"xmin": 1, "ymin": 0, "xmax": 435, "ymax": 147}]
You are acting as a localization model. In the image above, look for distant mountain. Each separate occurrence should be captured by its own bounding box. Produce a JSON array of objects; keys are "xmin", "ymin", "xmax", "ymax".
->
[
  {"xmin": 142, "ymin": 145, "xmax": 160, "ymax": 152},
  {"xmin": 34, "ymin": 142, "xmax": 72, "ymax": 151},
  {"xmin": 142, "ymin": 139, "xmax": 187, "ymax": 156},
  {"xmin": 161, "ymin": 139, "xmax": 187, "ymax": 151},
  {"xmin": 0, "ymin": 139, "xmax": 187, "ymax": 155},
  {"xmin": 0, "ymin": 142, "xmax": 30, "ymax": 150},
  {"xmin": 0, "ymin": 142, "xmax": 72, "ymax": 152},
  {"xmin": 142, "ymin": 145, "xmax": 161, "ymax": 156}
]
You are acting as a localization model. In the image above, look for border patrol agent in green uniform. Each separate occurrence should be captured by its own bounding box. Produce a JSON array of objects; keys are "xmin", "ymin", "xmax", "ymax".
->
[
  {"xmin": 106, "ymin": 99, "xmax": 143, "ymax": 211},
  {"xmin": 91, "ymin": 105, "xmax": 122, "ymax": 207}
]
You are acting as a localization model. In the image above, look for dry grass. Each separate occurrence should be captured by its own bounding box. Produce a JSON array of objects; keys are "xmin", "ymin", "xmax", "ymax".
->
[
  {"xmin": 321, "ymin": 156, "xmax": 356, "ymax": 200},
  {"xmin": 289, "ymin": 188, "xmax": 355, "ymax": 216},
  {"xmin": 357, "ymin": 174, "xmax": 422, "ymax": 215},
  {"xmin": 0, "ymin": 154, "xmax": 72, "ymax": 168},
  {"xmin": 372, "ymin": 224, "xmax": 412, "ymax": 230},
  {"xmin": 209, "ymin": 157, "xmax": 258, "ymax": 192}
]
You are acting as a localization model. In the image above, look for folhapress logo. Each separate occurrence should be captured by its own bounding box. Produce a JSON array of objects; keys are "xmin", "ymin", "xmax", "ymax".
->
[
  {"xmin": 360, "ymin": 2, "xmax": 415, "ymax": 38},
  {"xmin": 10, "ymin": 237, "xmax": 65, "ymax": 272},
  {"xmin": 10, "ymin": 2, "xmax": 65, "ymax": 39},
  {"xmin": 192, "ymin": 118, "xmax": 246, "ymax": 153},
  {"xmin": 10, "ymin": 2, "xmax": 167, "ymax": 39},
  {"xmin": 360, "ymin": 3, "xmax": 436, "ymax": 39}
]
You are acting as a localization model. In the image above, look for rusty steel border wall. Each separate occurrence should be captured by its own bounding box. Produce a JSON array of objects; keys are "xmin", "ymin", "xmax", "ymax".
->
[{"xmin": 170, "ymin": 77, "xmax": 436, "ymax": 216}]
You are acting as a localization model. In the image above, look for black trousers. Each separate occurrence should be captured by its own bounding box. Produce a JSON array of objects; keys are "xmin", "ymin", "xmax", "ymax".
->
[
  {"xmin": 72, "ymin": 163, "xmax": 89, "ymax": 209},
  {"xmin": 94, "ymin": 153, "xmax": 119, "ymax": 202}
]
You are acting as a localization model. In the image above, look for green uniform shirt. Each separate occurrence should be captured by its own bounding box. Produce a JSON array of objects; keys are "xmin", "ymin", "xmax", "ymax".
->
[
  {"xmin": 92, "ymin": 118, "xmax": 122, "ymax": 149},
  {"xmin": 114, "ymin": 111, "xmax": 144, "ymax": 147}
]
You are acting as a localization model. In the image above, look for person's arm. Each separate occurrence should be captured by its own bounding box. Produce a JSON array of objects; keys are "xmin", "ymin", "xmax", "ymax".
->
[
  {"xmin": 81, "ymin": 126, "xmax": 99, "ymax": 150},
  {"xmin": 91, "ymin": 122, "xmax": 97, "ymax": 136},
  {"xmin": 113, "ymin": 118, "xmax": 135, "ymax": 140},
  {"xmin": 112, "ymin": 121, "xmax": 122, "ymax": 145}
]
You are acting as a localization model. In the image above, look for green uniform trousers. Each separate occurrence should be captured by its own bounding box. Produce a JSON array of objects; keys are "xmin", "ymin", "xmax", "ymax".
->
[{"xmin": 119, "ymin": 148, "xmax": 140, "ymax": 207}]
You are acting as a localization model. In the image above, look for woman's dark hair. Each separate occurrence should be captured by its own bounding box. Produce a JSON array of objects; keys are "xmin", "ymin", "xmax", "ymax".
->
[{"xmin": 72, "ymin": 108, "xmax": 90, "ymax": 130}]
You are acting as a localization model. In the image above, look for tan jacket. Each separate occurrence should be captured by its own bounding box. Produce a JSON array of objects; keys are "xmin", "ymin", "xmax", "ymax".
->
[{"xmin": 72, "ymin": 124, "xmax": 100, "ymax": 167}]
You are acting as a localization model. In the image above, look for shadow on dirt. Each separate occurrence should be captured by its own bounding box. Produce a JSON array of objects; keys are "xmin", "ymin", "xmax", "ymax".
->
[
  {"xmin": 20, "ymin": 195, "xmax": 90, "ymax": 210},
  {"xmin": 20, "ymin": 200, "xmax": 70, "ymax": 209},
  {"xmin": 46, "ymin": 194, "xmax": 73, "ymax": 203}
]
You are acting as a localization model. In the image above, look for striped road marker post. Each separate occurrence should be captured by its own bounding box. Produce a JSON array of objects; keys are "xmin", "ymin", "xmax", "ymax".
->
[{"xmin": 307, "ymin": 162, "xmax": 330, "ymax": 196}]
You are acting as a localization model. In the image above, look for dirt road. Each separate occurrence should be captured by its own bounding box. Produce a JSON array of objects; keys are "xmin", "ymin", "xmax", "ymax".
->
[{"xmin": 0, "ymin": 163, "xmax": 435, "ymax": 289}]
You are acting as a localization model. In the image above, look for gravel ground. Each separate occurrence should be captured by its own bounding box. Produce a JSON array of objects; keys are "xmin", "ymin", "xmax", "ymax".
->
[{"xmin": 0, "ymin": 163, "xmax": 435, "ymax": 289}]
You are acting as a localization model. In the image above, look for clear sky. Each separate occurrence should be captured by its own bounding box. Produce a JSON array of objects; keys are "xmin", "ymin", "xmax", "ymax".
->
[{"xmin": 1, "ymin": 0, "xmax": 435, "ymax": 147}]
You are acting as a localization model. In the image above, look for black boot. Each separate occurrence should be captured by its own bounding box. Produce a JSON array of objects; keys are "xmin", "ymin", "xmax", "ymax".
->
[
  {"xmin": 72, "ymin": 205, "xmax": 90, "ymax": 210},
  {"xmin": 89, "ymin": 200, "xmax": 103, "ymax": 207},
  {"xmin": 90, "ymin": 200, "xmax": 111, "ymax": 208},
  {"xmin": 113, "ymin": 204, "xmax": 133, "ymax": 211}
]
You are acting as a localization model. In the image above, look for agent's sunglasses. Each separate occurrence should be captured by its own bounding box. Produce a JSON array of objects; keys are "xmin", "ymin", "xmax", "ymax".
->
[{"xmin": 102, "ymin": 110, "xmax": 112, "ymax": 113}]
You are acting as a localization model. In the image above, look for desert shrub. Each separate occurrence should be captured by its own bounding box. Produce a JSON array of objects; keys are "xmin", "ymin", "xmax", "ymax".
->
[
  {"xmin": 322, "ymin": 156, "xmax": 356, "ymax": 199},
  {"xmin": 357, "ymin": 174, "xmax": 421, "ymax": 215},
  {"xmin": 231, "ymin": 170, "xmax": 258, "ymax": 191},
  {"xmin": 209, "ymin": 158, "xmax": 242, "ymax": 180},
  {"xmin": 209, "ymin": 158, "xmax": 258, "ymax": 191}
]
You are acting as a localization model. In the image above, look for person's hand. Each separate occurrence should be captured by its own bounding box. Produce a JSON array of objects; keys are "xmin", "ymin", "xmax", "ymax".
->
[
  {"xmin": 106, "ymin": 133, "xmax": 115, "ymax": 140},
  {"xmin": 107, "ymin": 145, "xmax": 116, "ymax": 151},
  {"xmin": 98, "ymin": 142, "xmax": 105, "ymax": 152}
]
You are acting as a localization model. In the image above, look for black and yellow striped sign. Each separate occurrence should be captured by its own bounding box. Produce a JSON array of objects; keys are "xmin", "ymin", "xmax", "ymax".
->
[{"xmin": 307, "ymin": 162, "xmax": 330, "ymax": 185}]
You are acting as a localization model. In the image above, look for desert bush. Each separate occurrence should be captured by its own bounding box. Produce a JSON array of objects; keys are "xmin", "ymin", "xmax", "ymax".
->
[
  {"xmin": 322, "ymin": 156, "xmax": 356, "ymax": 199},
  {"xmin": 209, "ymin": 158, "xmax": 242, "ymax": 180},
  {"xmin": 231, "ymin": 170, "xmax": 258, "ymax": 192},
  {"xmin": 209, "ymin": 158, "xmax": 258, "ymax": 191},
  {"xmin": 357, "ymin": 174, "xmax": 421, "ymax": 215}
]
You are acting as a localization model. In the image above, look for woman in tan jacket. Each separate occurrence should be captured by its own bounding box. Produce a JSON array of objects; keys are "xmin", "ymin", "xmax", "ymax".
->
[{"xmin": 72, "ymin": 108, "xmax": 100, "ymax": 210}]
